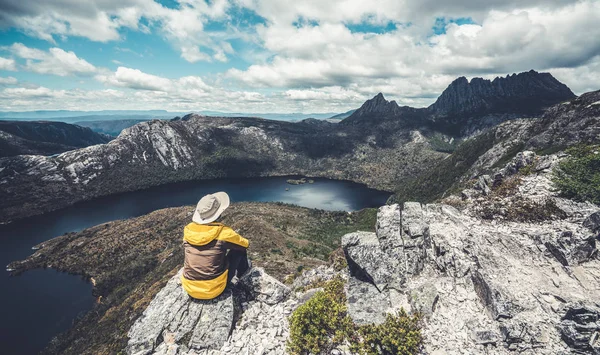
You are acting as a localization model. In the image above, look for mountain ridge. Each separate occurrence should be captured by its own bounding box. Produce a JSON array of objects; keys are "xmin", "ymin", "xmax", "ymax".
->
[
  {"xmin": 342, "ymin": 70, "xmax": 576, "ymax": 134},
  {"xmin": 0, "ymin": 120, "xmax": 112, "ymax": 157}
]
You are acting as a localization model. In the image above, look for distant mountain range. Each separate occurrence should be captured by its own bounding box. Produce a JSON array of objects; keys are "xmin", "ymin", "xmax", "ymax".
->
[
  {"xmin": 328, "ymin": 109, "xmax": 356, "ymax": 120},
  {"xmin": 0, "ymin": 110, "xmax": 346, "ymax": 123},
  {"xmin": 74, "ymin": 119, "xmax": 149, "ymax": 136},
  {"xmin": 0, "ymin": 121, "xmax": 112, "ymax": 157},
  {"xmin": 0, "ymin": 110, "xmax": 179, "ymax": 120}
]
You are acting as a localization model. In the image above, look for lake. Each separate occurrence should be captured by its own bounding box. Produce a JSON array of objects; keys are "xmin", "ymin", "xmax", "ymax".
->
[{"xmin": 0, "ymin": 176, "xmax": 390, "ymax": 354}]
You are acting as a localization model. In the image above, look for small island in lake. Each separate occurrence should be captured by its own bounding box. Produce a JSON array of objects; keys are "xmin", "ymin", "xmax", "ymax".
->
[{"xmin": 286, "ymin": 178, "xmax": 315, "ymax": 185}]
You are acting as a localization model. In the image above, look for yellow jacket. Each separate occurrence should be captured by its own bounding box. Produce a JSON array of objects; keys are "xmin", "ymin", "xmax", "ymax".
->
[{"xmin": 181, "ymin": 222, "xmax": 249, "ymax": 299}]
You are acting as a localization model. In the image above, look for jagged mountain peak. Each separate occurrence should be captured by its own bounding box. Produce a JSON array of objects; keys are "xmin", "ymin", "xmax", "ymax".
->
[
  {"xmin": 342, "ymin": 70, "xmax": 575, "ymax": 129},
  {"xmin": 342, "ymin": 93, "xmax": 403, "ymax": 124},
  {"xmin": 429, "ymin": 70, "xmax": 575, "ymax": 117},
  {"xmin": 363, "ymin": 92, "xmax": 393, "ymax": 107}
]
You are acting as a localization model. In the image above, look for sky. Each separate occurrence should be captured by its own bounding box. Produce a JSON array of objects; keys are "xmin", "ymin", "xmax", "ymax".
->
[{"xmin": 0, "ymin": 0, "xmax": 599, "ymax": 113}]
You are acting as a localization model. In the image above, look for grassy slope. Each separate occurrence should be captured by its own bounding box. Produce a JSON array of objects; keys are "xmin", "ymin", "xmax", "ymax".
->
[{"xmin": 390, "ymin": 131, "xmax": 496, "ymax": 204}]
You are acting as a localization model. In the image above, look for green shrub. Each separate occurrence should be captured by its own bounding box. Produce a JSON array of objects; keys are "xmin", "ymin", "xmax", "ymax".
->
[
  {"xmin": 288, "ymin": 277, "xmax": 422, "ymax": 355},
  {"xmin": 352, "ymin": 311, "xmax": 422, "ymax": 355},
  {"xmin": 552, "ymin": 144, "xmax": 600, "ymax": 205},
  {"xmin": 288, "ymin": 277, "xmax": 353, "ymax": 354}
]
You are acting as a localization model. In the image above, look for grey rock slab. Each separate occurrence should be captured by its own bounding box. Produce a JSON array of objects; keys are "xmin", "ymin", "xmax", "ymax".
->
[
  {"xmin": 187, "ymin": 291, "xmax": 235, "ymax": 351},
  {"xmin": 342, "ymin": 231, "xmax": 401, "ymax": 291},
  {"xmin": 238, "ymin": 267, "xmax": 291, "ymax": 306},
  {"xmin": 584, "ymin": 211, "xmax": 600, "ymax": 233},
  {"xmin": 127, "ymin": 269, "xmax": 235, "ymax": 355},
  {"xmin": 345, "ymin": 276, "xmax": 390, "ymax": 325},
  {"xmin": 409, "ymin": 282, "xmax": 440, "ymax": 318}
]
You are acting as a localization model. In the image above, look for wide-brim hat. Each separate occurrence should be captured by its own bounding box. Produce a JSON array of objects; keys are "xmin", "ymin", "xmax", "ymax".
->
[{"xmin": 192, "ymin": 192, "xmax": 230, "ymax": 224}]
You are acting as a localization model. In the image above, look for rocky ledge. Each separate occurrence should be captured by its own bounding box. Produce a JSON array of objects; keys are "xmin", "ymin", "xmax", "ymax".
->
[
  {"xmin": 127, "ymin": 267, "xmax": 293, "ymax": 355},
  {"xmin": 125, "ymin": 153, "xmax": 600, "ymax": 355}
]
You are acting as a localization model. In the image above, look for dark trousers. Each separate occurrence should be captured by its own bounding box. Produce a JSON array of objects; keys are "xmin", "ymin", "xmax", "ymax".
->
[{"xmin": 227, "ymin": 250, "xmax": 250, "ymax": 283}]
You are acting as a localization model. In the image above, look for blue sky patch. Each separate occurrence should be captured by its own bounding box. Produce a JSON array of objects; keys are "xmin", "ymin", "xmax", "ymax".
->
[
  {"xmin": 346, "ymin": 20, "xmax": 399, "ymax": 34},
  {"xmin": 432, "ymin": 17, "xmax": 477, "ymax": 35}
]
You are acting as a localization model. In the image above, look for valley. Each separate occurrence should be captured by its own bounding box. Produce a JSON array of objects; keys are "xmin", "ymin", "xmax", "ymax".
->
[{"xmin": 0, "ymin": 71, "xmax": 576, "ymax": 224}]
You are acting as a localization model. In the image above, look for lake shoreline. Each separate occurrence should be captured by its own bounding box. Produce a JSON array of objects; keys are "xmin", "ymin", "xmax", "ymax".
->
[
  {"xmin": 0, "ymin": 177, "xmax": 389, "ymax": 354},
  {"xmin": 0, "ymin": 174, "xmax": 394, "ymax": 225}
]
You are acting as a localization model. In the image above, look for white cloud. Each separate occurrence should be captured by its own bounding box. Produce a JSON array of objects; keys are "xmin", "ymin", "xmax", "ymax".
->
[
  {"xmin": 96, "ymin": 67, "xmax": 172, "ymax": 91},
  {"xmin": 7, "ymin": 43, "xmax": 98, "ymax": 76},
  {"xmin": 0, "ymin": 0, "xmax": 599, "ymax": 112},
  {"xmin": 0, "ymin": 57, "xmax": 17, "ymax": 71},
  {"xmin": 552, "ymin": 56, "xmax": 600, "ymax": 95},
  {"xmin": 227, "ymin": 0, "xmax": 600, "ymax": 105},
  {"xmin": 0, "ymin": 76, "xmax": 17, "ymax": 85},
  {"xmin": 0, "ymin": 0, "xmax": 147, "ymax": 42},
  {"xmin": 0, "ymin": 0, "xmax": 242, "ymax": 63}
]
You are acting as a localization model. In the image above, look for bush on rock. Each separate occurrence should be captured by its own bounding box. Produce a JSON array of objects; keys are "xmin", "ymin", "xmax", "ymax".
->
[
  {"xmin": 287, "ymin": 277, "xmax": 422, "ymax": 355},
  {"xmin": 553, "ymin": 144, "xmax": 600, "ymax": 205}
]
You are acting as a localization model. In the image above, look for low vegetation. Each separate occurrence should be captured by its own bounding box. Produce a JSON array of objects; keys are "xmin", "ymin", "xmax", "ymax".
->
[
  {"xmin": 427, "ymin": 133, "xmax": 460, "ymax": 153},
  {"xmin": 288, "ymin": 277, "xmax": 422, "ymax": 355},
  {"xmin": 391, "ymin": 131, "xmax": 496, "ymax": 204},
  {"xmin": 288, "ymin": 278, "xmax": 354, "ymax": 354},
  {"xmin": 478, "ymin": 171, "xmax": 566, "ymax": 223},
  {"xmin": 279, "ymin": 207, "xmax": 378, "ymax": 260},
  {"xmin": 552, "ymin": 144, "xmax": 600, "ymax": 205}
]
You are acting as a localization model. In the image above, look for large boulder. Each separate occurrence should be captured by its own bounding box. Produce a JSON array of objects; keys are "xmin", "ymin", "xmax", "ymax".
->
[
  {"xmin": 126, "ymin": 269, "xmax": 235, "ymax": 355},
  {"xmin": 544, "ymin": 231, "xmax": 597, "ymax": 266},
  {"xmin": 342, "ymin": 203, "xmax": 431, "ymax": 293},
  {"xmin": 341, "ymin": 231, "xmax": 401, "ymax": 291},
  {"xmin": 558, "ymin": 303, "xmax": 600, "ymax": 354}
]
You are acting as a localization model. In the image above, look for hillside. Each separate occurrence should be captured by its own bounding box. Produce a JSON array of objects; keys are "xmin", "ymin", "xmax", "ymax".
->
[
  {"xmin": 74, "ymin": 119, "xmax": 149, "ymax": 136},
  {"xmin": 390, "ymin": 90, "xmax": 600, "ymax": 205},
  {"xmin": 7, "ymin": 202, "xmax": 378, "ymax": 354},
  {"xmin": 0, "ymin": 121, "xmax": 112, "ymax": 157},
  {"xmin": 0, "ymin": 115, "xmax": 443, "ymax": 222}
]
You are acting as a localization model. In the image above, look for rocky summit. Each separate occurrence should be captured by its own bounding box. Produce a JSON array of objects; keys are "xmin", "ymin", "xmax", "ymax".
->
[
  {"xmin": 115, "ymin": 151, "xmax": 599, "ymax": 355},
  {"xmin": 428, "ymin": 70, "xmax": 576, "ymax": 118}
]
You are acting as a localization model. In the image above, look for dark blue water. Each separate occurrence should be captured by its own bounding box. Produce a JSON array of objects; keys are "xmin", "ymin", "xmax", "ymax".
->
[{"xmin": 0, "ymin": 176, "xmax": 390, "ymax": 354}]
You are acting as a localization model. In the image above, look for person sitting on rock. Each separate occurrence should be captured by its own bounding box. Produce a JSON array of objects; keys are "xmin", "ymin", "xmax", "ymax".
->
[{"xmin": 181, "ymin": 192, "xmax": 251, "ymax": 300}]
